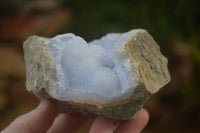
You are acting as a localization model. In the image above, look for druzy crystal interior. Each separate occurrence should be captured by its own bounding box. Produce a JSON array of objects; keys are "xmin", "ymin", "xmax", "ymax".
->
[
  {"xmin": 23, "ymin": 29, "xmax": 170, "ymax": 120},
  {"xmin": 56, "ymin": 32, "xmax": 137, "ymax": 102}
]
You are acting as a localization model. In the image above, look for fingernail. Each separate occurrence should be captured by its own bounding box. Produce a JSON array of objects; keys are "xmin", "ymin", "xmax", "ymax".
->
[
  {"xmin": 113, "ymin": 120, "xmax": 121, "ymax": 130},
  {"xmin": 36, "ymin": 100, "xmax": 47, "ymax": 110}
]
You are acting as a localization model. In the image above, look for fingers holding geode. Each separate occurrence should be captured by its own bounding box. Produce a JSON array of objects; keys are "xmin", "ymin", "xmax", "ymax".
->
[
  {"xmin": 89, "ymin": 117, "xmax": 120, "ymax": 133},
  {"xmin": 2, "ymin": 100, "xmax": 56, "ymax": 133},
  {"xmin": 47, "ymin": 114, "xmax": 88, "ymax": 133},
  {"xmin": 114, "ymin": 108, "xmax": 149, "ymax": 133},
  {"xmin": 90, "ymin": 108, "xmax": 149, "ymax": 133}
]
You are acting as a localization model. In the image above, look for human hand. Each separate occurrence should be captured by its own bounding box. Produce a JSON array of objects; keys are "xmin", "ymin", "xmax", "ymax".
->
[{"xmin": 2, "ymin": 100, "xmax": 149, "ymax": 133}]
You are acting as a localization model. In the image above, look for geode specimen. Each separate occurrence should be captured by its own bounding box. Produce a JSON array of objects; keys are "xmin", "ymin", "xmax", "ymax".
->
[{"xmin": 23, "ymin": 29, "xmax": 170, "ymax": 120}]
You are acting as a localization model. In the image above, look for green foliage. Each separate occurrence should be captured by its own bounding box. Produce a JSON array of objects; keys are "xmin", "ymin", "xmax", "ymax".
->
[
  {"xmin": 59, "ymin": 0, "xmax": 200, "ymax": 44},
  {"xmin": 191, "ymin": 44, "xmax": 200, "ymax": 68}
]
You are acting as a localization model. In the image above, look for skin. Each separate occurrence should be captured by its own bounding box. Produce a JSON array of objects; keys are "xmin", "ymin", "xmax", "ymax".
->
[{"xmin": 1, "ymin": 100, "xmax": 149, "ymax": 133}]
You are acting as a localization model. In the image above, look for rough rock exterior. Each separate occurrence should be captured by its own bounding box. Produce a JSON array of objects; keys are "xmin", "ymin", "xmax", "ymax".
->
[{"xmin": 23, "ymin": 29, "xmax": 170, "ymax": 120}]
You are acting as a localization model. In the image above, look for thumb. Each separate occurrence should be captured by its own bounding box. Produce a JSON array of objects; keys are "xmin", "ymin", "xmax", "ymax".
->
[{"xmin": 2, "ymin": 100, "xmax": 56, "ymax": 133}]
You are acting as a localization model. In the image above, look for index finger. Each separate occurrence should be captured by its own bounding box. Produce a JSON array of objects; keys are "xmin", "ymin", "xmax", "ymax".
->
[{"xmin": 2, "ymin": 100, "xmax": 56, "ymax": 133}]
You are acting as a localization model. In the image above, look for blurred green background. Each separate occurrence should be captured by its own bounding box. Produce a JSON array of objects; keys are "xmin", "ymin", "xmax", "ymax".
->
[{"xmin": 0, "ymin": 0, "xmax": 200, "ymax": 132}]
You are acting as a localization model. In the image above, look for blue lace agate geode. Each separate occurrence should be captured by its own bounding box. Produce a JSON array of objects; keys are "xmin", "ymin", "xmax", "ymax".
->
[{"xmin": 23, "ymin": 29, "xmax": 170, "ymax": 120}]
